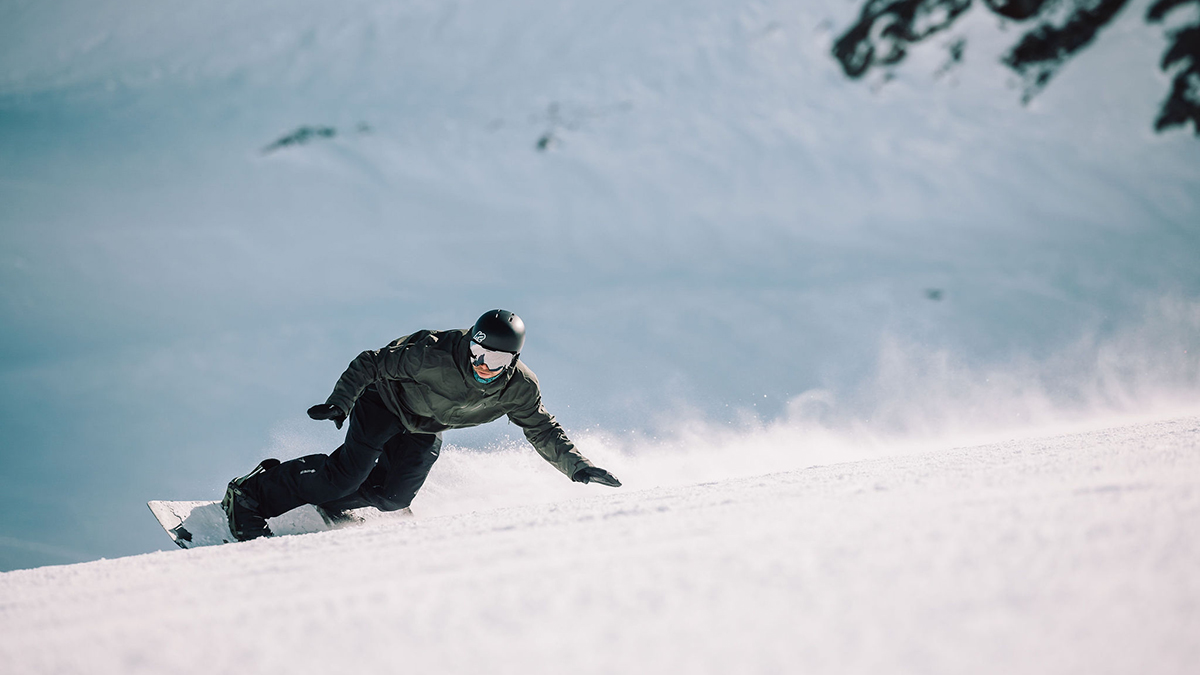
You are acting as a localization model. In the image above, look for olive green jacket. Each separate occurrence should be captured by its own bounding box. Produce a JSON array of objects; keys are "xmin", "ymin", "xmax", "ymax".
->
[{"xmin": 324, "ymin": 329, "xmax": 593, "ymax": 479}]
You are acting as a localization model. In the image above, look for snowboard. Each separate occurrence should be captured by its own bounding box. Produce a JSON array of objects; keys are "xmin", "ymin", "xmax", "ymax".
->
[{"xmin": 147, "ymin": 500, "xmax": 364, "ymax": 549}]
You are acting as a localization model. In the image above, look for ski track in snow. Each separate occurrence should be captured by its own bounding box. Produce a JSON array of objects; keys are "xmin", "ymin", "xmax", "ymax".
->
[{"xmin": 1, "ymin": 416, "xmax": 1197, "ymax": 675}]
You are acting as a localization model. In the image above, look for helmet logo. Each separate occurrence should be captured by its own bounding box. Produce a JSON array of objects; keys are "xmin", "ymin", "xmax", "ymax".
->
[{"xmin": 473, "ymin": 331, "xmax": 486, "ymax": 343}]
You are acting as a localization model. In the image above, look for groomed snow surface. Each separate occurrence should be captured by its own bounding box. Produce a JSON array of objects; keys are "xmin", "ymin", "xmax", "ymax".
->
[
  {"xmin": 3, "ymin": 0, "xmax": 1200, "ymax": 571},
  {"xmin": 2, "ymin": 416, "xmax": 1197, "ymax": 675}
]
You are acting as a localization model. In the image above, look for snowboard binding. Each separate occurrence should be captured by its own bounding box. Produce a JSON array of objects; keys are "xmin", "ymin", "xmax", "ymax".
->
[{"xmin": 222, "ymin": 458, "xmax": 280, "ymax": 541}]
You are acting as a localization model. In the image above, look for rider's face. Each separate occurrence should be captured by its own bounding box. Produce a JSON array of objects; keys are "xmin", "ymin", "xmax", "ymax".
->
[
  {"xmin": 472, "ymin": 361, "xmax": 504, "ymax": 380},
  {"xmin": 469, "ymin": 340, "xmax": 515, "ymax": 381}
]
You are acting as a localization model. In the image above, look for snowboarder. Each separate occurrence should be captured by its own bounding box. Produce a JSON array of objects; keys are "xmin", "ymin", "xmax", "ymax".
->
[{"xmin": 222, "ymin": 309, "xmax": 621, "ymax": 541}]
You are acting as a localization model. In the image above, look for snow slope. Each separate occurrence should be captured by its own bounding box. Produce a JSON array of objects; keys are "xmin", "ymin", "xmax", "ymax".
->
[
  {"xmin": 2, "ymin": 0, "xmax": 1199, "ymax": 570},
  {"xmin": 2, "ymin": 416, "xmax": 1197, "ymax": 675}
]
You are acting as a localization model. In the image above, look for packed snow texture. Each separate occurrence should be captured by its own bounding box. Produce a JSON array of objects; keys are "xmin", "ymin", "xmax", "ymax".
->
[
  {"xmin": 1, "ymin": 0, "xmax": 1199, "ymax": 571},
  {"xmin": 1, "ymin": 416, "xmax": 1197, "ymax": 675}
]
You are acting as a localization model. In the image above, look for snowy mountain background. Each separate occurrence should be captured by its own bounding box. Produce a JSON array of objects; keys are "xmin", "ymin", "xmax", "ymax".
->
[{"xmin": 1, "ymin": 0, "xmax": 1198, "ymax": 582}]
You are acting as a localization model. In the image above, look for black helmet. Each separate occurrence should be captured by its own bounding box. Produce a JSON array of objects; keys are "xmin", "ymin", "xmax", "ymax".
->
[{"xmin": 470, "ymin": 310, "xmax": 525, "ymax": 353}]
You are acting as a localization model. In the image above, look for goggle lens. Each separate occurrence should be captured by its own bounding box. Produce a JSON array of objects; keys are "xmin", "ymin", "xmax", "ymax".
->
[{"xmin": 470, "ymin": 341, "xmax": 516, "ymax": 371}]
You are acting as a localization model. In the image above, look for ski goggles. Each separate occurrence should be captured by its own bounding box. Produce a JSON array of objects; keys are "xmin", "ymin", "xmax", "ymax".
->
[{"xmin": 470, "ymin": 340, "xmax": 517, "ymax": 372}]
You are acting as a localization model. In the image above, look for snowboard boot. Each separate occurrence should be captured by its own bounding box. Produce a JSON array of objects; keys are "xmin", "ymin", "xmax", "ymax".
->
[
  {"xmin": 314, "ymin": 504, "xmax": 365, "ymax": 529},
  {"xmin": 222, "ymin": 458, "xmax": 281, "ymax": 541}
]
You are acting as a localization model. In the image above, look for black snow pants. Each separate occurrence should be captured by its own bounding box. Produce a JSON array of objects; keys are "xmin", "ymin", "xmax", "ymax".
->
[{"xmin": 254, "ymin": 386, "xmax": 441, "ymax": 518}]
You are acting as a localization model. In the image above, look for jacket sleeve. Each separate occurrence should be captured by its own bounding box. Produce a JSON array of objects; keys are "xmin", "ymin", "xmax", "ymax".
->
[
  {"xmin": 506, "ymin": 372, "xmax": 593, "ymax": 479},
  {"xmin": 324, "ymin": 333, "xmax": 420, "ymax": 415}
]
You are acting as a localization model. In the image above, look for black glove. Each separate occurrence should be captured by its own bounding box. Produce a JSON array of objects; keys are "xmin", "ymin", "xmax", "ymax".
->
[
  {"xmin": 572, "ymin": 466, "xmax": 622, "ymax": 487},
  {"xmin": 307, "ymin": 403, "xmax": 346, "ymax": 429}
]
